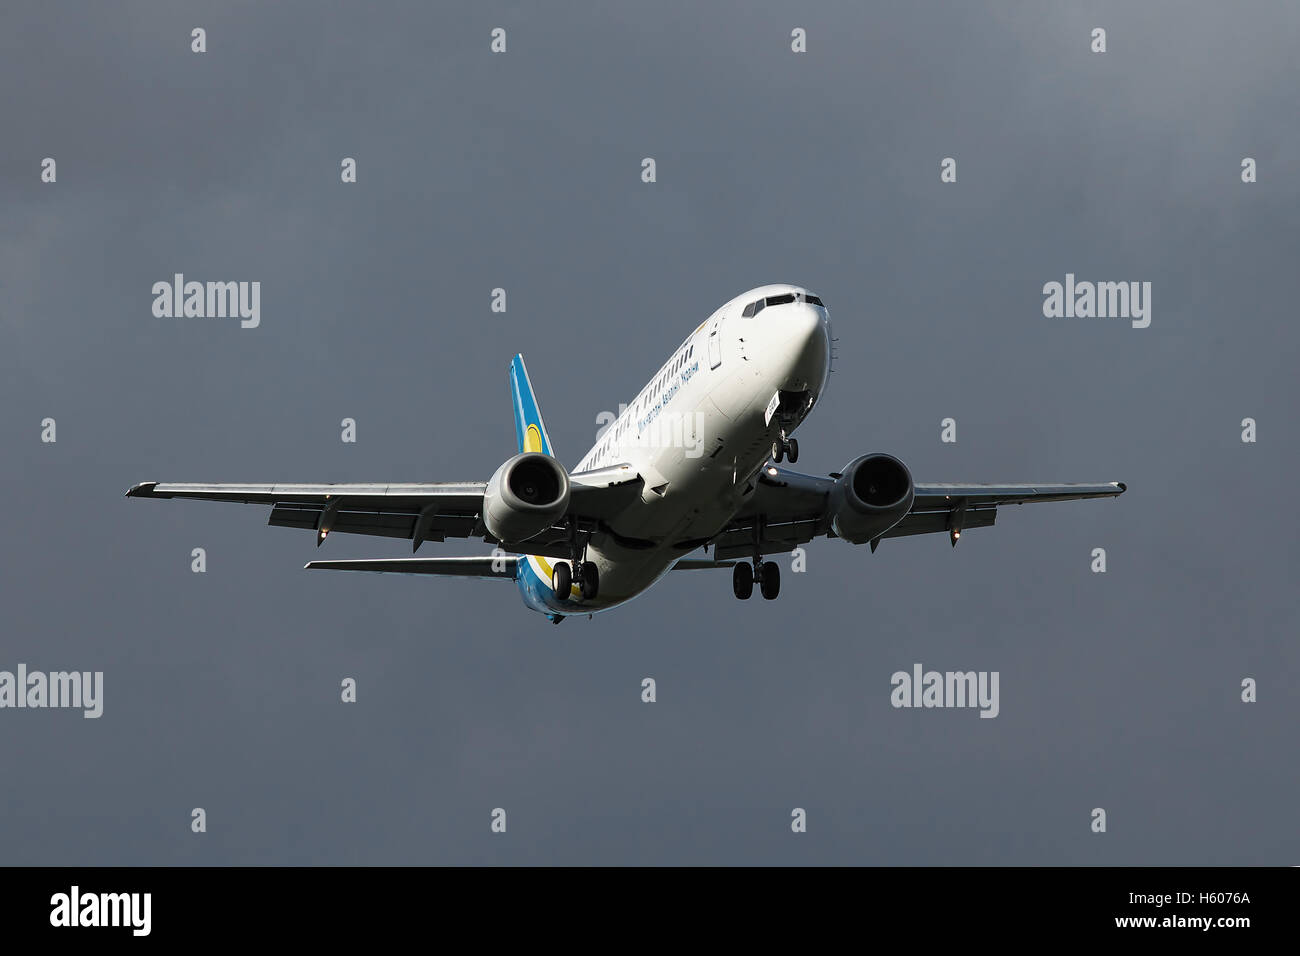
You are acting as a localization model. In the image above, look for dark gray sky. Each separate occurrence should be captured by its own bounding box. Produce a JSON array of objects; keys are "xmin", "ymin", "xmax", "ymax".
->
[{"xmin": 2, "ymin": 0, "xmax": 1297, "ymax": 864}]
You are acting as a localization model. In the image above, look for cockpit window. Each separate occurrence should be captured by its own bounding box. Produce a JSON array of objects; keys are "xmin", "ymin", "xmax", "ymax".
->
[{"xmin": 742, "ymin": 292, "xmax": 825, "ymax": 315}]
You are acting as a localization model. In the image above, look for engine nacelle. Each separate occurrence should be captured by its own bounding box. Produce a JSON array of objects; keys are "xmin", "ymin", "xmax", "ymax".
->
[
  {"xmin": 830, "ymin": 453, "xmax": 915, "ymax": 544},
  {"xmin": 483, "ymin": 452, "xmax": 571, "ymax": 543}
]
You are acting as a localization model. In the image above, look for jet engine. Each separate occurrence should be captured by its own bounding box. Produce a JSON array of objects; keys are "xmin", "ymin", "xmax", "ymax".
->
[
  {"xmin": 830, "ymin": 453, "xmax": 914, "ymax": 544},
  {"xmin": 482, "ymin": 452, "xmax": 571, "ymax": 543}
]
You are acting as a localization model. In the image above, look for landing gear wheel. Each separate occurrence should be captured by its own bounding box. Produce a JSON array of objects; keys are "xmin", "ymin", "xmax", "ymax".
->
[
  {"xmin": 759, "ymin": 561, "xmax": 781, "ymax": 600},
  {"xmin": 786, "ymin": 438, "xmax": 799, "ymax": 464},
  {"xmin": 732, "ymin": 562, "xmax": 754, "ymax": 600},
  {"xmin": 551, "ymin": 562, "xmax": 571, "ymax": 598},
  {"xmin": 771, "ymin": 441, "xmax": 784, "ymax": 464},
  {"xmin": 579, "ymin": 561, "xmax": 599, "ymax": 600}
]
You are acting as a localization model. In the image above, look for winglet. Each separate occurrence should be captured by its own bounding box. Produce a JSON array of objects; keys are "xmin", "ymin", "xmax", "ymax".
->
[
  {"xmin": 126, "ymin": 482, "xmax": 159, "ymax": 498},
  {"xmin": 508, "ymin": 354, "xmax": 555, "ymax": 457}
]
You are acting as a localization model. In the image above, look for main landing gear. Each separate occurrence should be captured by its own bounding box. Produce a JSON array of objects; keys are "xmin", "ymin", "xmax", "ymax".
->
[
  {"xmin": 770, "ymin": 430, "xmax": 799, "ymax": 464},
  {"xmin": 578, "ymin": 562, "xmax": 598, "ymax": 600},
  {"xmin": 552, "ymin": 522, "xmax": 599, "ymax": 600},
  {"xmin": 551, "ymin": 561, "xmax": 571, "ymax": 597},
  {"xmin": 551, "ymin": 560, "xmax": 599, "ymax": 600},
  {"xmin": 731, "ymin": 561, "xmax": 780, "ymax": 600},
  {"xmin": 733, "ymin": 517, "xmax": 781, "ymax": 600}
]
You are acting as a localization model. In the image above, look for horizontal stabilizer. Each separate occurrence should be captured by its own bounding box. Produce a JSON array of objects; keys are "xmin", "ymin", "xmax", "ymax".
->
[{"xmin": 304, "ymin": 556, "xmax": 517, "ymax": 579}]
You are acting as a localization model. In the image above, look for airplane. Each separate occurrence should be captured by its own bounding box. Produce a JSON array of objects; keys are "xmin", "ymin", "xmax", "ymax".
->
[{"xmin": 126, "ymin": 284, "xmax": 1126, "ymax": 623}]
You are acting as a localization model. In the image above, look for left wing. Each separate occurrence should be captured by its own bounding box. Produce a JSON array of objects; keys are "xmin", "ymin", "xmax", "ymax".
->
[
  {"xmin": 126, "ymin": 464, "xmax": 644, "ymax": 556},
  {"xmin": 881, "ymin": 482, "xmax": 1125, "ymax": 543},
  {"xmin": 706, "ymin": 467, "xmax": 1125, "ymax": 559}
]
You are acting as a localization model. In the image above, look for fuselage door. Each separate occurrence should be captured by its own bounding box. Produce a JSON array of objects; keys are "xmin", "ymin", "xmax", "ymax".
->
[{"xmin": 708, "ymin": 319, "xmax": 722, "ymax": 370}]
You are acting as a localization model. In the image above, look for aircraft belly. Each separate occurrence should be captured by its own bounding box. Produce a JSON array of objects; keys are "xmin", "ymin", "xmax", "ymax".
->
[
  {"xmin": 535, "ymin": 364, "xmax": 790, "ymax": 617},
  {"xmin": 517, "ymin": 543, "xmax": 675, "ymax": 615}
]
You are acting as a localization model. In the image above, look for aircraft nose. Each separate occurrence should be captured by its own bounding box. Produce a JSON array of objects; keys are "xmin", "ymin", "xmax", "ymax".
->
[
  {"xmin": 789, "ymin": 303, "xmax": 829, "ymax": 354},
  {"xmin": 775, "ymin": 303, "xmax": 830, "ymax": 389}
]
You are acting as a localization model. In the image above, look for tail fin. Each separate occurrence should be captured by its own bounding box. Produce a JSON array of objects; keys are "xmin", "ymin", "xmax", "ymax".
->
[{"xmin": 509, "ymin": 354, "xmax": 556, "ymax": 456}]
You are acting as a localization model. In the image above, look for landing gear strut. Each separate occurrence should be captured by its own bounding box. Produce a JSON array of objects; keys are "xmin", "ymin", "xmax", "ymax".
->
[
  {"xmin": 733, "ymin": 521, "xmax": 781, "ymax": 600},
  {"xmin": 553, "ymin": 520, "xmax": 599, "ymax": 600}
]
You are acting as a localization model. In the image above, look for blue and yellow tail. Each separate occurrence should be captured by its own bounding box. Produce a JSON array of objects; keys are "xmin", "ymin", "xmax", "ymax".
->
[
  {"xmin": 508, "ymin": 354, "xmax": 568, "ymax": 621},
  {"xmin": 509, "ymin": 354, "xmax": 555, "ymax": 457}
]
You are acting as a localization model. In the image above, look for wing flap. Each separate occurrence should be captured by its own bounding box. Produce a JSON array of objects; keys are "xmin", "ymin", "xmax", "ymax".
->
[
  {"xmin": 882, "ymin": 506, "xmax": 997, "ymax": 538},
  {"xmin": 712, "ymin": 518, "xmax": 824, "ymax": 560}
]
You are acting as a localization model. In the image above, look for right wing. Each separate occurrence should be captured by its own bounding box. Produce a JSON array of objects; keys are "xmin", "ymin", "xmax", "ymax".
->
[{"xmin": 126, "ymin": 463, "xmax": 644, "ymax": 556}]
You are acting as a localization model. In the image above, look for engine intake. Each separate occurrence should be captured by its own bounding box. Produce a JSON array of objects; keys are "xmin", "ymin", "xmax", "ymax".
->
[
  {"xmin": 483, "ymin": 452, "xmax": 571, "ymax": 543},
  {"xmin": 830, "ymin": 453, "xmax": 914, "ymax": 544}
]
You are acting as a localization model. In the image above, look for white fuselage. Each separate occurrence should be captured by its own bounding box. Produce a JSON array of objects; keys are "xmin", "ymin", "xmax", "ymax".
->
[{"xmin": 516, "ymin": 285, "xmax": 831, "ymax": 616}]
